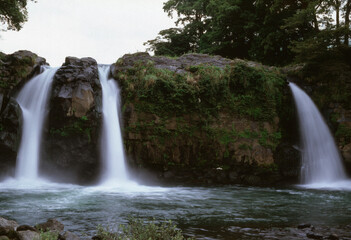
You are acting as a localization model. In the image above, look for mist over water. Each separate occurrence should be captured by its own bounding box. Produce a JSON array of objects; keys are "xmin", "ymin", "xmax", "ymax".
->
[
  {"xmin": 290, "ymin": 83, "xmax": 348, "ymax": 187},
  {"xmin": 15, "ymin": 67, "xmax": 58, "ymax": 181}
]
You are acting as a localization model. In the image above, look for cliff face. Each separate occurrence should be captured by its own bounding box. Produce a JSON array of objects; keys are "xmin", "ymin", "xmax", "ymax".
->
[
  {"xmin": 111, "ymin": 53, "xmax": 292, "ymax": 184},
  {"xmin": 2, "ymin": 50, "xmax": 349, "ymax": 185},
  {"xmin": 43, "ymin": 57, "xmax": 102, "ymax": 184}
]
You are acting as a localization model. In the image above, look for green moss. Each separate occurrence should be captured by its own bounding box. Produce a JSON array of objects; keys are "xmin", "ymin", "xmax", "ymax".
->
[
  {"xmin": 40, "ymin": 231, "xmax": 59, "ymax": 240},
  {"xmin": 50, "ymin": 116, "xmax": 92, "ymax": 141},
  {"xmin": 0, "ymin": 52, "xmax": 6, "ymax": 62},
  {"xmin": 117, "ymin": 59, "xmax": 286, "ymax": 169},
  {"xmin": 335, "ymin": 124, "xmax": 351, "ymax": 146},
  {"xmin": 117, "ymin": 61, "xmax": 285, "ymax": 122},
  {"xmin": 96, "ymin": 217, "xmax": 191, "ymax": 240}
]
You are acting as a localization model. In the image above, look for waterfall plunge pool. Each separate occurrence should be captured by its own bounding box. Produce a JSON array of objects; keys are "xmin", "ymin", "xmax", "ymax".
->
[{"xmin": 0, "ymin": 182, "xmax": 350, "ymax": 239}]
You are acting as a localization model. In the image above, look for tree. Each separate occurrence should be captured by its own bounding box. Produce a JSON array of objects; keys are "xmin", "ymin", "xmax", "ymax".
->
[
  {"xmin": 283, "ymin": 0, "xmax": 351, "ymax": 64},
  {"xmin": 344, "ymin": 0, "xmax": 351, "ymax": 45},
  {"xmin": 146, "ymin": 0, "xmax": 350, "ymax": 66},
  {"xmin": 0, "ymin": 0, "xmax": 34, "ymax": 31},
  {"xmin": 144, "ymin": 28, "xmax": 193, "ymax": 56}
]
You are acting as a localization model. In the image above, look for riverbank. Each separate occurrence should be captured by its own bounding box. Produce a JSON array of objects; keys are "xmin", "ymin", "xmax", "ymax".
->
[{"xmin": 0, "ymin": 216, "xmax": 350, "ymax": 240}]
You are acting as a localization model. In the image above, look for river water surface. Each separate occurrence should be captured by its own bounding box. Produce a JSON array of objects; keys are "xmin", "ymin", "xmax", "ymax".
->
[{"xmin": 0, "ymin": 180, "xmax": 350, "ymax": 239}]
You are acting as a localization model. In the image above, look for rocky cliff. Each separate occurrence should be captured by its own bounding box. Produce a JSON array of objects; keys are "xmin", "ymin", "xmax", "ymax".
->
[{"xmin": 1, "ymin": 50, "xmax": 349, "ymax": 185}]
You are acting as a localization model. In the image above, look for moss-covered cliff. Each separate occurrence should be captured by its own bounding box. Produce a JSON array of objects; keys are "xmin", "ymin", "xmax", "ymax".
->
[
  {"xmin": 1, "ymin": 50, "xmax": 349, "ymax": 185},
  {"xmin": 111, "ymin": 53, "xmax": 289, "ymax": 185}
]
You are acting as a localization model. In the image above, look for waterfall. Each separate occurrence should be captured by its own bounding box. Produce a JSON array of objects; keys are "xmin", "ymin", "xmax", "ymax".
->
[
  {"xmin": 289, "ymin": 82, "xmax": 347, "ymax": 185},
  {"xmin": 98, "ymin": 65, "xmax": 129, "ymax": 184},
  {"xmin": 15, "ymin": 66, "xmax": 58, "ymax": 180}
]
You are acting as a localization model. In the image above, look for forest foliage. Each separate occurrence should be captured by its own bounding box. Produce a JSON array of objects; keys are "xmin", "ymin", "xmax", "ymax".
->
[
  {"xmin": 0, "ymin": 0, "xmax": 35, "ymax": 31},
  {"xmin": 145, "ymin": 0, "xmax": 351, "ymax": 66}
]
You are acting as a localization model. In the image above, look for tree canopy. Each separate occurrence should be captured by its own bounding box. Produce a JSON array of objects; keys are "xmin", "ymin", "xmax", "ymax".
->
[
  {"xmin": 145, "ymin": 0, "xmax": 351, "ymax": 66},
  {"xmin": 0, "ymin": 0, "xmax": 34, "ymax": 31}
]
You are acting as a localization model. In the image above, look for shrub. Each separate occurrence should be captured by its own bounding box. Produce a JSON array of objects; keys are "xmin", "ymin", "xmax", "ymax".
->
[{"xmin": 95, "ymin": 217, "xmax": 192, "ymax": 240}]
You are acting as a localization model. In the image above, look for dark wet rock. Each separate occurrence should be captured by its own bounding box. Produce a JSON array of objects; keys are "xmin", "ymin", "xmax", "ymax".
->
[
  {"xmin": 91, "ymin": 236, "xmax": 102, "ymax": 240},
  {"xmin": 16, "ymin": 225, "xmax": 37, "ymax": 232},
  {"xmin": 243, "ymin": 175, "xmax": 261, "ymax": 185},
  {"xmin": 298, "ymin": 223, "xmax": 312, "ymax": 229},
  {"xmin": 306, "ymin": 232, "xmax": 323, "ymax": 239},
  {"xmin": 0, "ymin": 227, "xmax": 12, "ymax": 236},
  {"xmin": 0, "ymin": 99, "xmax": 21, "ymax": 151},
  {"xmin": 52, "ymin": 56, "xmax": 100, "ymax": 119},
  {"xmin": 0, "ymin": 98, "xmax": 24, "ymax": 179},
  {"xmin": 328, "ymin": 234, "xmax": 339, "ymax": 240},
  {"xmin": 44, "ymin": 56, "xmax": 102, "ymax": 184},
  {"xmin": 4, "ymin": 229, "xmax": 20, "ymax": 240},
  {"xmin": 36, "ymin": 218, "xmax": 64, "ymax": 233},
  {"xmin": 17, "ymin": 230, "xmax": 40, "ymax": 240},
  {"xmin": 163, "ymin": 171, "xmax": 175, "ymax": 179},
  {"xmin": 275, "ymin": 143, "xmax": 300, "ymax": 181}
]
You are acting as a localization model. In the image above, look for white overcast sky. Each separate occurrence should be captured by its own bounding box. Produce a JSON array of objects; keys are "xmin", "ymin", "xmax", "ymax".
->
[{"xmin": 0, "ymin": 0, "xmax": 176, "ymax": 66}]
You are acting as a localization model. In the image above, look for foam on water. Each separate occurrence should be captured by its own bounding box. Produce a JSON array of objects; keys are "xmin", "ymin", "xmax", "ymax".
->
[
  {"xmin": 0, "ymin": 177, "xmax": 79, "ymax": 191},
  {"xmin": 297, "ymin": 180, "xmax": 351, "ymax": 191}
]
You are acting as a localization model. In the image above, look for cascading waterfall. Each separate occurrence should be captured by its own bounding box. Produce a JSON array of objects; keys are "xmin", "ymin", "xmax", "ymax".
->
[
  {"xmin": 15, "ymin": 66, "xmax": 58, "ymax": 180},
  {"xmin": 98, "ymin": 65, "xmax": 129, "ymax": 184},
  {"xmin": 289, "ymin": 82, "xmax": 347, "ymax": 185}
]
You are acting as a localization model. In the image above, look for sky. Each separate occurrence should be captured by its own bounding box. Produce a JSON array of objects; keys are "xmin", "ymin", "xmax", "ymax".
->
[{"xmin": 0, "ymin": 0, "xmax": 176, "ymax": 66}]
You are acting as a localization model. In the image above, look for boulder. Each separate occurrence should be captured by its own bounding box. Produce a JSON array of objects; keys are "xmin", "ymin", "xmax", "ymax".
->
[
  {"xmin": 52, "ymin": 56, "xmax": 100, "ymax": 119},
  {"xmin": 306, "ymin": 232, "xmax": 323, "ymax": 239},
  {"xmin": 36, "ymin": 218, "xmax": 64, "ymax": 233},
  {"xmin": 17, "ymin": 230, "xmax": 40, "ymax": 240},
  {"xmin": 16, "ymin": 225, "xmax": 37, "ymax": 232},
  {"xmin": 61, "ymin": 231, "xmax": 80, "ymax": 240},
  {"xmin": 0, "ymin": 217, "xmax": 18, "ymax": 230}
]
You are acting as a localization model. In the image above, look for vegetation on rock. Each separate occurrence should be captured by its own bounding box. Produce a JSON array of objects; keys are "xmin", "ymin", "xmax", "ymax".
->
[
  {"xmin": 112, "ymin": 53, "xmax": 286, "ymax": 184},
  {"xmin": 96, "ymin": 217, "xmax": 192, "ymax": 240}
]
